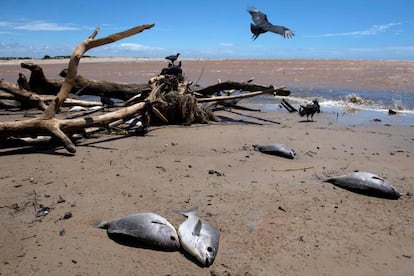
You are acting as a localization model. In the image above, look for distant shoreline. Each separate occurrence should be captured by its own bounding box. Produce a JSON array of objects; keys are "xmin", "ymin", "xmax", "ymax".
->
[{"xmin": 1, "ymin": 56, "xmax": 414, "ymax": 66}]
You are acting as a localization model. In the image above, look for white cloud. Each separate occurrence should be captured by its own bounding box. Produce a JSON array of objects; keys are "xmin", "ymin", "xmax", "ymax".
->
[
  {"xmin": 0, "ymin": 21, "xmax": 13, "ymax": 27},
  {"xmin": 307, "ymin": 22, "xmax": 402, "ymax": 38},
  {"xmin": 219, "ymin": 42, "xmax": 234, "ymax": 47},
  {"xmin": 116, "ymin": 43, "xmax": 165, "ymax": 52},
  {"xmin": 13, "ymin": 20, "xmax": 79, "ymax": 31},
  {"xmin": 347, "ymin": 46, "xmax": 414, "ymax": 52}
]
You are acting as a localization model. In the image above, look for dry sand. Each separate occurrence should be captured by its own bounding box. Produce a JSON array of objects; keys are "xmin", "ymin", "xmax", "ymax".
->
[{"xmin": 1, "ymin": 59, "xmax": 414, "ymax": 275}]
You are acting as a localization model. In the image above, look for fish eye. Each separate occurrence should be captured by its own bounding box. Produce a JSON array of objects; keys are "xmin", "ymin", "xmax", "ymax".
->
[
  {"xmin": 207, "ymin": 246, "xmax": 213, "ymax": 252},
  {"xmin": 170, "ymin": 236, "xmax": 176, "ymax": 241}
]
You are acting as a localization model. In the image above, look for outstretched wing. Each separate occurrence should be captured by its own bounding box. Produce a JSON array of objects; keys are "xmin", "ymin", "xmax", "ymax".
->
[
  {"xmin": 248, "ymin": 8, "xmax": 294, "ymax": 39},
  {"xmin": 268, "ymin": 25, "xmax": 295, "ymax": 38},
  {"xmin": 248, "ymin": 8, "xmax": 273, "ymax": 29}
]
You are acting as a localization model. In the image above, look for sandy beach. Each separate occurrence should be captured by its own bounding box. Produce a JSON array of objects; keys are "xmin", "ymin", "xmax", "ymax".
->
[{"xmin": 1, "ymin": 59, "xmax": 414, "ymax": 275}]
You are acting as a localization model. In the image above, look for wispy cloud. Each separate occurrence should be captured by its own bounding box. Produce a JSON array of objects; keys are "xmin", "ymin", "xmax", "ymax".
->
[
  {"xmin": 0, "ymin": 21, "xmax": 13, "ymax": 27},
  {"xmin": 0, "ymin": 20, "xmax": 80, "ymax": 31},
  {"xmin": 219, "ymin": 42, "xmax": 234, "ymax": 47},
  {"xmin": 347, "ymin": 45, "xmax": 414, "ymax": 52},
  {"xmin": 307, "ymin": 22, "xmax": 402, "ymax": 38},
  {"xmin": 111, "ymin": 43, "xmax": 165, "ymax": 52},
  {"xmin": 13, "ymin": 20, "xmax": 79, "ymax": 31},
  {"xmin": 90, "ymin": 43, "xmax": 166, "ymax": 56}
]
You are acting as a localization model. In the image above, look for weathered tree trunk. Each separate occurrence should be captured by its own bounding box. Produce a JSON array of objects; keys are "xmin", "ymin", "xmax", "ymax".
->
[
  {"xmin": 0, "ymin": 80, "xmax": 48, "ymax": 110},
  {"xmin": 21, "ymin": 62, "xmax": 151, "ymax": 99},
  {"xmin": 20, "ymin": 63, "xmax": 62, "ymax": 95},
  {"xmin": 195, "ymin": 81, "xmax": 290, "ymax": 96},
  {"xmin": 197, "ymin": 87, "xmax": 284, "ymax": 103},
  {"xmin": 59, "ymin": 69, "xmax": 150, "ymax": 100}
]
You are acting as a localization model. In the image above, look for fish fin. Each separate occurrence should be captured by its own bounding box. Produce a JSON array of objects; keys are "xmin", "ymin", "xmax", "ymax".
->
[
  {"xmin": 192, "ymin": 219, "xmax": 202, "ymax": 236},
  {"xmin": 93, "ymin": 220, "xmax": 109, "ymax": 229},
  {"xmin": 176, "ymin": 206, "xmax": 198, "ymax": 217},
  {"xmin": 371, "ymin": 176, "xmax": 385, "ymax": 181},
  {"xmin": 150, "ymin": 219, "xmax": 167, "ymax": 225}
]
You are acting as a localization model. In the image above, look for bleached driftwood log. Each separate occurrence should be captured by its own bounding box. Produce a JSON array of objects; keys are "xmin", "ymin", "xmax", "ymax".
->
[
  {"xmin": 0, "ymin": 24, "xmax": 154, "ymax": 153},
  {"xmin": 0, "ymin": 80, "xmax": 48, "ymax": 110},
  {"xmin": 197, "ymin": 86, "xmax": 284, "ymax": 103},
  {"xmin": 0, "ymin": 80, "xmax": 101, "ymax": 108},
  {"xmin": 195, "ymin": 81, "xmax": 290, "ymax": 96}
]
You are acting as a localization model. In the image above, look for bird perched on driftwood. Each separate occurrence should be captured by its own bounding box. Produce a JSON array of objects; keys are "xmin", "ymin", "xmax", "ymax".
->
[
  {"xmin": 248, "ymin": 8, "xmax": 294, "ymax": 40},
  {"xmin": 165, "ymin": 53, "xmax": 180, "ymax": 64},
  {"xmin": 299, "ymin": 100, "xmax": 320, "ymax": 121}
]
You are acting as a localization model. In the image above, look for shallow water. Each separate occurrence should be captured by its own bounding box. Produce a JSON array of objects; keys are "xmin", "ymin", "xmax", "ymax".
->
[{"xmin": 249, "ymin": 90, "xmax": 414, "ymax": 126}]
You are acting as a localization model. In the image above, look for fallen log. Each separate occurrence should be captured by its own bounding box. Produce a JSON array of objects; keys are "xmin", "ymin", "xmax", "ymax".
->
[
  {"xmin": 0, "ymin": 80, "xmax": 48, "ymax": 110},
  {"xmin": 21, "ymin": 62, "xmax": 151, "ymax": 99},
  {"xmin": 0, "ymin": 87, "xmax": 101, "ymax": 108},
  {"xmin": 59, "ymin": 69, "xmax": 150, "ymax": 100},
  {"xmin": 195, "ymin": 81, "xmax": 290, "ymax": 96}
]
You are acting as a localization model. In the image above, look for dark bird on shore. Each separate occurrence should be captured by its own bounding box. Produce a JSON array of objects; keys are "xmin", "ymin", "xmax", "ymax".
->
[
  {"xmin": 299, "ymin": 100, "xmax": 320, "ymax": 121},
  {"xmin": 99, "ymin": 93, "xmax": 114, "ymax": 108},
  {"xmin": 17, "ymin": 73, "xmax": 31, "ymax": 90},
  {"xmin": 165, "ymin": 53, "xmax": 180, "ymax": 64},
  {"xmin": 248, "ymin": 8, "xmax": 294, "ymax": 40}
]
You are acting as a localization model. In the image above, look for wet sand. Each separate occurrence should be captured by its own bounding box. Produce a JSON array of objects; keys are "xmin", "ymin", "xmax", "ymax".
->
[{"xmin": 1, "ymin": 59, "xmax": 414, "ymax": 275}]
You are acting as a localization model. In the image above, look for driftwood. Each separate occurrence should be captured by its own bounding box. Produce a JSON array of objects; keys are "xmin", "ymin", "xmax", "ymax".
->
[
  {"xmin": 0, "ymin": 80, "xmax": 103, "ymax": 110},
  {"xmin": 20, "ymin": 63, "xmax": 62, "ymax": 95},
  {"xmin": 195, "ymin": 81, "xmax": 290, "ymax": 96},
  {"xmin": 0, "ymin": 80, "xmax": 48, "ymax": 110},
  {"xmin": 197, "ymin": 87, "xmax": 283, "ymax": 103},
  {"xmin": 20, "ymin": 62, "xmax": 150, "ymax": 101},
  {"xmin": 0, "ymin": 24, "xmax": 155, "ymax": 153},
  {"xmin": 280, "ymin": 98, "xmax": 298, "ymax": 112},
  {"xmin": 59, "ymin": 69, "xmax": 150, "ymax": 100}
]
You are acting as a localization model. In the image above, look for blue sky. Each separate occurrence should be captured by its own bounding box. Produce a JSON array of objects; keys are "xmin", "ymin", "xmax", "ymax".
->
[{"xmin": 1, "ymin": 0, "xmax": 413, "ymax": 59}]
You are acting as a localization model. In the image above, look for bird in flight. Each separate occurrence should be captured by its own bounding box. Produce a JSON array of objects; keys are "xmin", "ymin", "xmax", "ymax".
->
[{"xmin": 248, "ymin": 8, "xmax": 294, "ymax": 40}]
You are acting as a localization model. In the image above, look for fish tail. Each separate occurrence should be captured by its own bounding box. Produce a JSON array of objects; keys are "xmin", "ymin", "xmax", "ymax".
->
[
  {"xmin": 176, "ymin": 206, "xmax": 198, "ymax": 217},
  {"xmin": 93, "ymin": 220, "xmax": 110, "ymax": 229}
]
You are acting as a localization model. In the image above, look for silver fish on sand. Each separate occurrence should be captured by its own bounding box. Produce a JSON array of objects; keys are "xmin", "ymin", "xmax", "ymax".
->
[
  {"xmin": 95, "ymin": 212, "xmax": 180, "ymax": 250},
  {"xmin": 177, "ymin": 207, "xmax": 220, "ymax": 267},
  {"xmin": 253, "ymin": 144, "xmax": 296, "ymax": 159},
  {"xmin": 324, "ymin": 171, "xmax": 400, "ymax": 199}
]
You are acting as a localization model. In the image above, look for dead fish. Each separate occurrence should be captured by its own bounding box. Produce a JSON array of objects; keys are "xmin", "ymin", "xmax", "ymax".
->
[
  {"xmin": 95, "ymin": 213, "xmax": 180, "ymax": 250},
  {"xmin": 177, "ymin": 207, "xmax": 220, "ymax": 267},
  {"xmin": 88, "ymin": 106, "xmax": 104, "ymax": 111},
  {"xmin": 68, "ymin": 106, "xmax": 87, "ymax": 112},
  {"xmin": 253, "ymin": 144, "xmax": 296, "ymax": 159},
  {"xmin": 324, "ymin": 171, "xmax": 400, "ymax": 199}
]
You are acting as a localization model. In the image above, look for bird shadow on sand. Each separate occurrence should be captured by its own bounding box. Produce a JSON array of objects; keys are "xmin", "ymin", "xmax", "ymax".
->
[{"xmin": 298, "ymin": 120, "xmax": 317, "ymax": 123}]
